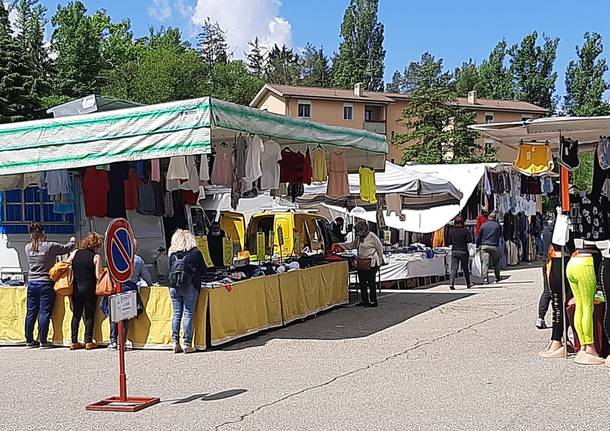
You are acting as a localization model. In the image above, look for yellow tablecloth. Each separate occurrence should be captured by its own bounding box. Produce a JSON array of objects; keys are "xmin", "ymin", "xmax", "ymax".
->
[{"xmin": 0, "ymin": 261, "xmax": 348, "ymax": 349}]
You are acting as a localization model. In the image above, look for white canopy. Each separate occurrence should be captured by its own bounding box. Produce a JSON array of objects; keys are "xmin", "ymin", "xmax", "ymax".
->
[{"xmin": 320, "ymin": 163, "xmax": 496, "ymax": 233}]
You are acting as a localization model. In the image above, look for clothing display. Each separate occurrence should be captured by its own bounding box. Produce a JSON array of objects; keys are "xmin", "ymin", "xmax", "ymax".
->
[
  {"xmin": 39, "ymin": 170, "xmax": 69, "ymax": 197},
  {"xmin": 259, "ymin": 140, "xmax": 282, "ymax": 190},
  {"xmin": 386, "ymin": 193, "xmax": 402, "ymax": 216},
  {"xmin": 558, "ymin": 137, "xmax": 579, "ymax": 171},
  {"xmin": 82, "ymin": 167, "xmax": 109, "ymax": 217},
  {"xmin": 243, "ymin": 135, "xmax": 264, "ymax": 188},
  {"xmin": 569, "ymin": 194, "xmax": 609, "ymax": 241},
  {"xmin": 303, "ymin": 148, "xmax": 312, "ymax": 185},
  {"xmin": 601, "ymin": 256, "xmax": 610, "ymax": 344},
  {"xmin": 167, "ymin": 156, "xmax": 189, "ymax": 180},
  {"xmin": 312, "ymin": 146, "xmax": 328, "ymax": 183},
  {"xmin": 546, "ymin": 249, "xmax": 572, "ymax": 342},
  {"xmin": 151, "ymin": 159, "xmax": 161, "ymax": 182},
  {"xmin": 235, "ymin": 136, "xmax": 248, "ymax": 179},
  {"xmin": 598, "ymin": 137, "xmax": 610, "ymax": 170},
  {"xmin": 199, "ymin": 154, "xmax": 210, "ymax": 183},
  {"xmin": 137, "ymin": 179, "xmax": 158, "ymax": 215},
  {"xmin": 211, "ymin": 143, "xmax": 234, "ymax": 187},
  {"xmin": 567, "ymin": 253, "xmax": 597, "ymax": 346},
  {"xmin": 106, "ymin": 162, "xmax": 130, "ymax": 218},
  {"xmin": 326, "ymin": 151, "xmax": 349, "ymax": 198},
  {"xmin": 279, "ymin": 149, "xmax": 305, "ymax": 183},
  {"xmin": 124, "ymin": 168, "xmax": 139, "ymax": 211},
  {"xmin": 512, "ymin": 142, "xmax": 553, "ymax": 176},
  {"xmin": 359, "ymin": 166, "xmax": 377, "ymax": 204}
]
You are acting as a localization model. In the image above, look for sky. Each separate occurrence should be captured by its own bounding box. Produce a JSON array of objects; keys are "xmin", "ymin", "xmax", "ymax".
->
[{"xmin": 33, "ymin": 0, "xmax": 610, "ymax": 101}]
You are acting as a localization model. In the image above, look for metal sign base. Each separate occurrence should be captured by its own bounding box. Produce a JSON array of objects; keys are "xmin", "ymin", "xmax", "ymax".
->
[{"xmin": 86, "ymin": 396, "xmax": 160, "ymax": 412}]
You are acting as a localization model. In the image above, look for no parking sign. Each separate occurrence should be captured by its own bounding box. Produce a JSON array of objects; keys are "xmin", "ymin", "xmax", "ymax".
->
[{"xmin": 104, "ymin": 218, "xmax": 135, "ymax": 283}]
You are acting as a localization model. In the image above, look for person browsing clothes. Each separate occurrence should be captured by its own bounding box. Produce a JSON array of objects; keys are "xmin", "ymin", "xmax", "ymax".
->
[
  {"xmin": 476, "ymin": 212, "xmax": 503, "ymax": 284},
  {"xmin": 447, "ymin": 216, "xmax": 473, "ymax": 290}
]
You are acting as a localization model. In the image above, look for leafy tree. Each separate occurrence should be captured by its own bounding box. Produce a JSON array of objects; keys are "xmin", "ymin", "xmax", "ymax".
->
[
  {"xmin": 197, "ymin": 18, "xmax": 229, "ymax": 67},
  {"xmin": 265, "ymin": 44, "xmax": 300, "ymax": 85},
  {"xmin": 477, "ymin": 40, "xmax": 513, "ymax": 99},
  {"xmin": 299, "ymin": 43, "xmax": 331, "ymax": 87},
  {"xmin": 145, "ymin": 26, "xmax": 189, "ymax": 51},
  {"xmin": 391, "ymin": 86, "xmax": 492, "ymax": 164},
  {"xmin": 508, "ymin": 32, "xmax": 559, "ymax": 112},
  {"xmin": 402, "ymin": 52, "xmax": 452, "ymax": 92},
  {"xmin": 453, "ymin": 59, "xmax": 479, "ymax": 96},
  {"xmin": 0, "ymin": 1, "xmax": 37, "ymax": 122},
  {"xmin": 385, "ymin": 70, "xmax": 402, "ymax": 93},
  {"xmin": 332, "ymin": 0, "xmax": 385, "ymax": 91},
  {"xmin": 50, "ymin": 1, "xmax": 105, "ymax": 97},
  {"xmin": 564, "ymin": 32, "xmax": 610, "ymax": 116},
  {"xmin": 203, "ymin": 61, "xmax": 264, "ymax": 105},
  {"xmin": 246, "ymin": 37, "xmax": 266, "ymax": 78}
]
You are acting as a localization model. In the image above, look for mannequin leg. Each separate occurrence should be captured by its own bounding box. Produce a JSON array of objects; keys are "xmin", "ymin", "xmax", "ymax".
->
[{"xmin": 540, "ymin": 257, "xmax": 571, "ymax": 357}]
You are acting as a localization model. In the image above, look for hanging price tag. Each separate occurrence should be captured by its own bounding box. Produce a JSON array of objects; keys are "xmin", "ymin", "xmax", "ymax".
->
[
  {"xmin": 257, "ymin": 232, "xmax": 266, "ymax": 261},
  {"xmin": 223, "ymin": 237, "xmax": 233, "ymax": 267},
  {"xmin": 196, "ymin": 236, "xmax": 214, "ymax": 268}
]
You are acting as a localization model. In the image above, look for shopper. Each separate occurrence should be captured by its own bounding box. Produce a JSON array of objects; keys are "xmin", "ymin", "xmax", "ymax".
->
[
  {"xmin": 336, "ymin": 221, "xmax": 384, "ymax": 307},
  {"xmin": 447, "ymin": 216, "xmax": 473, "ymax": 290},
  {"xmin": 329, "ymin": 217, "xmax": 347, "ymax": 244},
  {"xmin": 207, "ymin": 222, "xmax": 226, "ymax": 267},
  {"xmin": 69, "ymin": 232, "xmax": 104, "ymax": 350},
  {"xmin": 536, "ymin": 217, "xmax": 554, "ymax": 329},
  {"xmin": 168, "ymin": 229, "xmax": 206, "ymax": 353},
  {"xmin": 107, "ymin": 239, "xmax": 152, "ymax": 350},
  {"xmin": 475, "ymin": 209, "xmax": 489, "ymax": 237},
  {"xmin": 477, "ymin": 212, "xmax": 503, "ymax": 284},
  {"xmin": 24, "ymin": 222, "xmax": 76, "ymax": 348}
]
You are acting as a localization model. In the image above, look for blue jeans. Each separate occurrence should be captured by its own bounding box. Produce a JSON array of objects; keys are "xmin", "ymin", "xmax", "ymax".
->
[
  {"xmin": 25, "ymin": 280, "xmax": 56, "ymax": 343},
  {"xmin": 169, "ymin": 286, "xmax": 199, "ymax": 345}
]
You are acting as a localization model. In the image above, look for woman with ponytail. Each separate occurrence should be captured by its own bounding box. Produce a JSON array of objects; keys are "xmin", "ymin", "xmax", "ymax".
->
[{"xmin": 24, "ymin": 223, "xmax": 76, "ymax": 348}]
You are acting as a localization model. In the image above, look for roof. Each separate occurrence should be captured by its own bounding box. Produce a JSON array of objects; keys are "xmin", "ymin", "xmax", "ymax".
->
[
  {"xmin": 251, "ymin": 84, "xmax": 547, "ymax": 114},
  {"xmin": 250, "ymin": 84, "xmax": 394, "ymax": 106}
]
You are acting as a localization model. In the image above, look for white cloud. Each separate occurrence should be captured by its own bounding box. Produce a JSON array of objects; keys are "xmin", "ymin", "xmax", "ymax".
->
[
  {"xmin": 191, "ymin": 0, "xmax": 292, "ymax": 58},
  {"xmin": 148, "ymin": 0, "xmax": 173, "ymax": 22},
  {"xmin": 4, "ymin": 1, "xmax": 18, "ymax": 33}
]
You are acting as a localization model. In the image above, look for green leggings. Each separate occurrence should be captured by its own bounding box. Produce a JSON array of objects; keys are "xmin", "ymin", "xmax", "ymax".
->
[{"xmin": 566, "ymin": 256, "xmax": 597, "ymax": 346}]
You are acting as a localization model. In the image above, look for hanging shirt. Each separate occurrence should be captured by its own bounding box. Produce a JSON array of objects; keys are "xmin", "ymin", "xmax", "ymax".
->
[
  {"xmin": 167, "ymin": 156, "xmax": 189, "ymax": 180},
  {"xmin": 558, "ymin": 137, "xmax": 579, "ymax": 171},
  {"xmin": 303, "ymin": 148, "xmax": 313, "ymax": 185},
  {"xmin": 199, "ymin": 154, "xmax": 210, "ymax": 183},
  {"xmin": 570, "ymin": 194, "xmax": 610, "ymax": 241},
  {"xmin": 359, "ymin": 166, "xmax": 377, "ymax": 204},
  {"xmin": 124, "ymin": 169, "xmax": 139, "ymax": 211},
  {"xmin": 235, "ymin": 136, "xmax": 248, "ymax": 179},
  {"xmin": 260, "ymin": 140, "xmax": 282, "ymax": 190},
  {"xmin": 211, "ymin": 144, "xmax": 234, "ymax": 187},
  {"xmin": 135, "ymin": 161, "xmax": 146, "ymax": 180},
  {"xmin": 326, "ymin": 151, "xmax": 349, "ymax": 198},
  {"xmin": 106, "ymin": 162, "xmax": 130, "ymax": 218},
  {"xmin": 151, "ymin": 159, "xmax": 161, "ymax": 182},
  {"xmin": 598, "ymin": 137, "xmax": 610, "ymax": 170},
  {"xmin": 82, "ymin": 167, "xmax": 109, "ymax": 218},
  {"xmin": 243, "ymin": 135, "xmax": 264, "ymax": 185},
  {"xmin": 41, "ymin": 170, "xmax": 69, "ymax": 197},
  {"xmin": 137, "ymin": 179, "xmax": 157, "ymax": 215},
  {"xmin": 386, "ymin": 193, "xmax": 402, "ymax": 216},
  {"xmin": 166, "ymin": 156, "xmax": 199, "ymax": 192},
  {"xmin": 279, "ymin": 149, "xmax": 305, "ymax": 183},
  {"xmin": 312, "ymin": 147, "xmax": 328, "ymax": 183},
  {"xmin": 512, "ymin": 142, "xmax": 553, "ymax": 176}
]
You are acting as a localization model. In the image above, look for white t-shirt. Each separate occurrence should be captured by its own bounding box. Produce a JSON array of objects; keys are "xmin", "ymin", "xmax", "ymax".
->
[
  {"xmin": 41, "ymin": 170, "xmax": 69, "ymax": 197},
  {"xmin": 260, "ymin": 140, "xmax": 282, "ymax": 190},
  {"xmin": 243, "ymin": 135, "xmax": 264, "ymax": 185}
]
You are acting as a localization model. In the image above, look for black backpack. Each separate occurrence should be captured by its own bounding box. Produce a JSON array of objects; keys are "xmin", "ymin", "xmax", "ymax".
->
[{"xmin": 169, "ymin": 252, "xmax": 193, "ymax": 289}]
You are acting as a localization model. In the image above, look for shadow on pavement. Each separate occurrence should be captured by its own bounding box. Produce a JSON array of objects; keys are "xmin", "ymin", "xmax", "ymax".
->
[
  {"xmin": 167, "ymin": 389, "xmax": 248, "ymax": 405},
  {"xmin": 220, "ymin": 291, "xmax": 475, "ymax": 351}
]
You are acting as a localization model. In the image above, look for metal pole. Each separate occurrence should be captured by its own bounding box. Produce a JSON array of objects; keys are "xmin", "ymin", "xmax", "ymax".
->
[
  {"xmin": 559, "ymin": 131, "xmax": 569, "ymax": 359},
  {"xmin": 116, "ymin": 281, "xmax": 128, "ymax": 401}
]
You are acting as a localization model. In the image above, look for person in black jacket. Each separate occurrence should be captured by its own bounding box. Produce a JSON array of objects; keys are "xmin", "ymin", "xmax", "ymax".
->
[
  {"xmin": 447, "ymin": 216, "xmax": 473, "ymax": 290},
  {"xmin": 477, "ymin": 212, "xmax": 503, "ymax": 284}
]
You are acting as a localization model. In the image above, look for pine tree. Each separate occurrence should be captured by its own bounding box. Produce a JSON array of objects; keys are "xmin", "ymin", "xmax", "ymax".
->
[
  {"xmin": 332, "ymin": 0, "xmax": 385, "ymax": 91},
  {"xmin": 299, "ymin": 43, "xmax": 331, "ymax": 87},
  {"xmin": 453, "ymin": 59, "xmax": 479, "ymax": 96},
  {"xmin": 197, "ymin": 18, "xmax": 229, "ymax": 67},
  {"xmin": 246, "ymin": 37, "xmax": 266, "ymax": 78},
  {"xmin": 477, "ymin": 41, "xmax": 513, "ymax": 100},
  {"xmin": 564, "ymin": 32, "xmax": 610, "ymax": 116},
  {"xmin": 0, "ymin": 1, "xmax": 37, "ymax": 122},
  {"xmin": 385, "ymin": 70, "xmax": 402, "ymax": 93},
  {"xmin": 509, "ymin": 32, "xmax": 559, "ymax": 112},
  {"xmin": 265, "ymin": 44, "xmax": 300, "ymax": 85},
  {"xmin": 402, "ymin": 52, "xmax": 452, "ymax": 92}
]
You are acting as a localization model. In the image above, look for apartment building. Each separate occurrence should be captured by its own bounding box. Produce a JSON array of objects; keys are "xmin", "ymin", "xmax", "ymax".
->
[{"xmin": 250, "ymin": 83, "xmax": 547, "ymax": 163}]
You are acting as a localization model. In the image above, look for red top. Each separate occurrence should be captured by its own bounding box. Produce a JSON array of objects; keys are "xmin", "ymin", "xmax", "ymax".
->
[
  {"xmin": 124, "ymin": 169, "xmax": 139, "ymax": 210},
  {"xmin": 303, "ymin": 148, "xmax": 312, "ymax": 185},
  {"xmin": 279, "ymin": 149, "xmax": 305, "ymax": 183},
  {"xmin": 82, "ymin": 167, "xmax": 110, "ymax": 217},
  {"xmin": 475, "ymin": 215, "xmax": 488, "ymax": 236}
]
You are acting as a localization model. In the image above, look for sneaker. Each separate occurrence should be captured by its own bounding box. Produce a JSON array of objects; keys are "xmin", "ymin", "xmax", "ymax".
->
[
  {"xmin": 467, "ymin": 283, "xmax": 473, "ymax": 289},
  {"xmin": 449, "ymin": 285, "xmax": 455, "ymax": 290},
  {"xmin": 39, "ymin": 342, "xmax": 54, "ymax": 349},
  {"xmin": 85, "ymin": 342, "xmax": 98, "ymax": 350},
  {"xmin": 536, "ymin": 318, "xmax": 548, "ymax": 330},
  {"xmin": 25, "ymin": 341, "xmax": 39, "ymax": 348},
  {"xmin": 183, "ymin": 346, "xmax": 196, "ymax": 354},
  {"xmin": 173, "ymin": 342, "xmax": 183, "ymax": 354},
  {"xmin": 107, "ymin": 342, "xmax": 118, "ymax": 350},
  {"xmin": 70, "ymin": 342, "xmax": 85, "ymax": 350}
]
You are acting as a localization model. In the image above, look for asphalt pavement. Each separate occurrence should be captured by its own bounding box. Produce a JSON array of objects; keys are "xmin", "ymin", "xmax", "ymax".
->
[{"xmin": 1, "ymin": 263, "xmax": 609, "ymax": 431}]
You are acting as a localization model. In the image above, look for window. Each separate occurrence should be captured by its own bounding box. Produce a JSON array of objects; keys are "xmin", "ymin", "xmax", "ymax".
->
[
  {"xmin": 1, "ymin": 185, "xmax": 75, "ymax": 234},
  {"xmin": 297, "ymin": 100, "xmax": 311, "ymax": 118},
  {"xmin": 343, "ymin": 104, "xmax": 353, "ymax": 120},
  {"xmin": 484, "ymin": 112, "xmax": 494, "ymax": 123},
  {"xmin": 484, "ymin": 140, "xmax": 495, "ymax": 155},
  {"xmin": 365, "ymin": 109, "xmax": 373, "ymax": 121}
]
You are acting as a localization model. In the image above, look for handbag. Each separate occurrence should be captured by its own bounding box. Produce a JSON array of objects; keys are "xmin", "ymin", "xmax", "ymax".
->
[
  {"xmin": 95, "ymin": 268, "xmax": 115, "ymax": 297},
  {"xmin": 356, "ymin": 258, "xmax": 372, "ymax": 271}
]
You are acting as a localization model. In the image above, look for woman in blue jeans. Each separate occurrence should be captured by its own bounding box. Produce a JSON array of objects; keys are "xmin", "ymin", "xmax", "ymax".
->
[
  {"xmin": 24, "ymin": 222, "xmax": 76, "ymax": 348},
  {"xmin": 168, "ymin": 229, "xmax": 206, "ymax": 353}
]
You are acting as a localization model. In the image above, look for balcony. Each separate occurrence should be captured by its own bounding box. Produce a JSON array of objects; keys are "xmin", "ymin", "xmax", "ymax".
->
[{"xmin": 363, "ymin": 120, "xmax": 386, "ymax": 135}]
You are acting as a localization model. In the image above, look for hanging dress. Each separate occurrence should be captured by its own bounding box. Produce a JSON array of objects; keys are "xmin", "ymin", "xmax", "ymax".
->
[
  {"xmin": 211, "ymin": 144, "xmax": 234, "ymax": 187},
  {"xmin": 326, "ymin": 151, "xmax": 349, "ymax": 198},
  {"xmin": 359, "ymin": 166, "xmax": 377, "ymax": 204},
  {"xmin": 312, "ymin": 147, "xmax": 328, "ymax": 183}
]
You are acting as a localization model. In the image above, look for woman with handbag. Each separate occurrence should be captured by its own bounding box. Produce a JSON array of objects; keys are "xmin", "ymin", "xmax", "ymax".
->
[
  {"xmin": 447, "ymin": 216, "xmax": 473, "ymax": 290},
  {"xmin": 335, "ymin": 221, "xmax": 384, "ymax": 307},
  {"xmin": 24, "ymin": 222, "xmax": 76, "ymax": 348},
  {"xmin": 69, "ymin": 232, "xmax": 104, "ymax": 350}
]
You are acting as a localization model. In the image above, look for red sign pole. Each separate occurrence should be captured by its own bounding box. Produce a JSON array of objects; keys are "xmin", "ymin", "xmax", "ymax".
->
[{"xmin": 116, "ymin": 281, "xmax": 127, "ymax": 402}]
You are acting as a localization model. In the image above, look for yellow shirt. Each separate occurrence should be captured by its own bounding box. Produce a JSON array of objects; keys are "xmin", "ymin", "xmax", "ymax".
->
[
  {"xmin": 312, "ymin": 147, "xmax": 328, "ymax": 182},
  {"xmin": 359, "ymin": 166, "xmax": 377, "ymax": 204}
]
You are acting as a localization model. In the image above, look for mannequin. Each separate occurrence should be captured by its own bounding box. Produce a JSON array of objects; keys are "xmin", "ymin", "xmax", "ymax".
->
[
  {"xmin": 539, "ymin": 244, "xmax": 572, "ymax": 358},
  {"xmin": 568, "ymin": 239, "xmax": 604, "ymax": 365}
]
